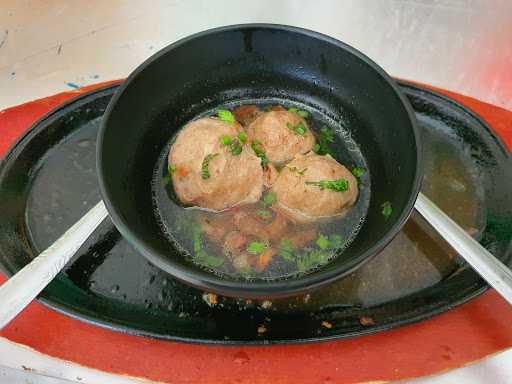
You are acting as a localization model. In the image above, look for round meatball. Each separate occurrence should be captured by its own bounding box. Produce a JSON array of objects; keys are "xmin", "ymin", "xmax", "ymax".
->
[
  {"xmin": 271, "ymin": 153, "xmax": 358, "ymax": 223},
  {"xmin": 246, "ymin": 110, "xmax": 315, "ymax": 165},
  {"xmin": 169, "ymin": 117, "xmax": 263, "ymax": 211}
]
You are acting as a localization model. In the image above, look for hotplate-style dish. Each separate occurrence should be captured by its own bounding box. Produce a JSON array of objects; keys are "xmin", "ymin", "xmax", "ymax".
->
[{"xmin": 0, "ymin": 82, "xmax": 510, "ymax": 343}]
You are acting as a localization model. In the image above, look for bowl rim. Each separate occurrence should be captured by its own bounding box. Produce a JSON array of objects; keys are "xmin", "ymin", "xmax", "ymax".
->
[{"xmin": 97, "ymin": 23, "xmax": 423, "ymax": 298}]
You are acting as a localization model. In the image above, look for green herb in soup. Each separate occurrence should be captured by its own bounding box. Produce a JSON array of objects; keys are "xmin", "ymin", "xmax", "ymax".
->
[
  {"xmin": 287, "ymin": 121, "xmax": 307, "ymax": 136},
  {"xmin": 288, "ymin": 107, "xmax": 310, "ymax": 119},
  {"xmin": 217, "ymin": 109, "xmax": 235, "ymax": 123},
  {"xmin": 251, "ymin": 140, "xmax": 269, "ymax": 168},
  {"xmin": 238, "ymin": 131, "xmax": 248, "ymax": 143},
  {"xmin": 257, "ymin": 209, "xmax": 272, "ymax": 219},
  {"xmin": 247, "ymin": 241, "xmax": 268, "ymax": 255},
  {"xmin": 220, "ymin": 133, "xmax": 244, "ymax": 156},
  {"xmin": 306, "ymin": 178, "xmax": 350, "ymax": 192},
  {"xmin": 278, "ymin": 239, "xmax": 295, "ymax": 261},
  {"xmin": 201, "ymin": 153, "xmax": 218, "ymax": 179},
  {"xmin": 313, "ymin": 126, "xmax": 335, "ymax": 156},
  {"xmin": 262, "ymin": 192, "xmax": 276, "ymax": 207},
  {"xmin": 352, "ymin": 167, "xmax": 366, "ymax": 178},
  {"xmin": 382, "ymin": 201, "xmax": 393, "ymax": 219}
]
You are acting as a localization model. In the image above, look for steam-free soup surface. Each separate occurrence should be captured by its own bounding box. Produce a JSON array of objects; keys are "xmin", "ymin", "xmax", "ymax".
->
[{"xmin": 152, "ymin": 103, "xmax": 370, "ymax": 280}]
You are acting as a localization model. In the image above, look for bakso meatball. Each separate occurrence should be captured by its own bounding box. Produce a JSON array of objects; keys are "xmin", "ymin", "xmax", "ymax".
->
[
  {"xmin": 169, "ymin": 117, "xmax": 263, "ymax": 211},
  {"xmin": 232, "ymin": 105, "xmax": 262, "ymax": 126},
  {"xmin": 246, "ymin": 110, "xmax": 315, "ymax": 165},
  {"xmin": 271, "ymin": 153, "xmax": 358, "ymax": 223}
]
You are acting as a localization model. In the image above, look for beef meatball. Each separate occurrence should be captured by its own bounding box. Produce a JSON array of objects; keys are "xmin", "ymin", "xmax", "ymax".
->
[
  {"xmin": 246, "ymin": 110, "xmax": 315, "ymax": 165},
  {"xmin": 232, "ymin": 105, "xmax": 262, "ymax": 126},
  {"xmin": 271, "ymin": 153, "xmax": 358, "ymax": 223},
  {"xmin": 169, "ymin": 117, "xmax": 263, "ymax": 211}
]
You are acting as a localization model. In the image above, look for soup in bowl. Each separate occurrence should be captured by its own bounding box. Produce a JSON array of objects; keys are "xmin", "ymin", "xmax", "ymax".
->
[{"xmin": 97, "ymin": 24, "xmax": 422, "ymax": 298}]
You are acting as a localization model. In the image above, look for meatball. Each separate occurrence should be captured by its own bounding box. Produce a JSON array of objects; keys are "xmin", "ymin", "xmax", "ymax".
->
[
  {"xmin": 232, "ymin": 105, "xmax": 262, "ymax": 126},
  {"xmin": 246, "ymin": 110, "xmax": 315, "ymax": 165},
  {"xmin": 271, "ymin": 153, "xmax": 358, "ymax": 223},
  {"xmin": 169, "ymin": 117, "xmax": 263, "ymax": 211}
]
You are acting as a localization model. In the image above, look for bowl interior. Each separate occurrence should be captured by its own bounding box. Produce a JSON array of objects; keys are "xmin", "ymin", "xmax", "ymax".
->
[{"xmin": 98, "ymin": 25, "xmax": 421, "ymax": 298}]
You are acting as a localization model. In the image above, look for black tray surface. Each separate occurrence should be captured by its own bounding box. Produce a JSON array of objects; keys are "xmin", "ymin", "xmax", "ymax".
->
[{"xmin": 0, "ymin": 82, "xmax": 510, "ymax": 344}]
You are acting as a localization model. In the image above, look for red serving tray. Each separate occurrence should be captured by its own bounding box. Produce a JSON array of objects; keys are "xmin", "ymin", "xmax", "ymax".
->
[{"xmin": 1, "ymin": 80, "xmax": 511, "ymax": 383}]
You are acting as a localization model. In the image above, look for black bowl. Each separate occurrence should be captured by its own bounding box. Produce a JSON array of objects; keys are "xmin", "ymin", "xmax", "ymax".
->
[{"xmin": 97, "ymin": 24, "xmax": 422, "ymax": 299}]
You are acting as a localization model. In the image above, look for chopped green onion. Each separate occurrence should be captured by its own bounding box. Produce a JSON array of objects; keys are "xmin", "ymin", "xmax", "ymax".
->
[
  {"xmin": 320, "ymin": 126, "xmax": 334, "ymax": 142},
  {"xmin": 314, "ymin": 234, "xmax": 344, "ymax": 251},
  {"xmin": 201, "ymin": 153, "xmax": 218, "ymax": 179},
  {"xmin": 306, "ymin": 178, "xmax": 349, "ymax": 192},
  {"xmin": 192, "ymin": 225, "xmax": 203, "ymax": 253},
  {"xmin": 278, "ymin": 239, "xmax": 295, "ymax": 261},
  {"xmin": 231, "ymin": 142, "xmax": 242, "ymax": 155},
  {"xmin": 297, "ymin": 249, "xmax": 330, "ymax": 271},
  {"xmin": 221, "ymin": 134, "xmax": 244, "ymax": 156},
  {"xmin": 288, "ymin": 107, "xmax": 309, "ymax": 119},
  {"xmin": 220, "ymin": 135, "xmax": 232, "ymax": 145},
  {"xmin": 196, "ymin": 251, "xmax": 224, "ymax": 268},
  {"xmin": 192, "ymin": 225, "xmax": 224, "ymax": 268},
  {"xmin": 330, "ymin": 234, "xmax": 344, "ymax": 248},
  {"xmin": 238, "ymin": 131, "xmax": 248, "ymax": 143},
  {"xmin": 295, "ymin": 123, "xmax": 306, "ymax": 135},
  {"xmin": 262, "ymin": 192, "xmax": 277, "ymax": 207},
  {"xmin": 352, "ymin": 167, "xmax": 366, "ymax": 178},
  {"xmin": 316, "ymin": 234, "xmax": 330, "ymax": 250},
  {"xmin": 246, "ymin": 241, "xmax": 268, "ymax": 255},
  {"xmin": 251, "ymin": 141, "xmax": 269, "ymax": 168},
  {"xmin": 297, "ymin": 110, "xmax": 309, "ymax": 118},
  {"xmin": 314, "ymin": 126, "xmax": 335, "ymax": 156},
  {"xmin": 257, "ymin": 209, "xmax": 272, "ymax": 219},
  {"xmin": 165, "ymin": 161, "xmax": 175, "ymax": 185},
  {"xmin": 287, "ymin": 122, "xmax": 307, "ymax": 136},
  {"xmin": 382, "ymin": 201, "xmax": 392, "ymax": 219},
  {"xmin": 217, "ymin": 109, "xmax": 235, "ymax": 123}
]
